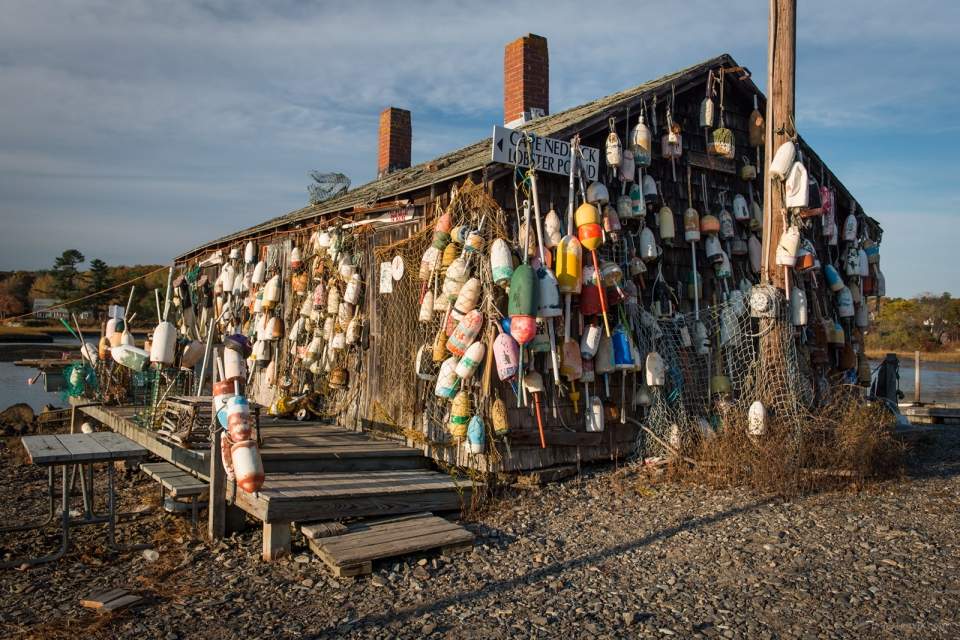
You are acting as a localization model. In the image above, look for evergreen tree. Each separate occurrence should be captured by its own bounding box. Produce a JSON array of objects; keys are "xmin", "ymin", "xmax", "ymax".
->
[{"xmin": 50, "ymin": 249, "xmax": 85, "ymax": 307}]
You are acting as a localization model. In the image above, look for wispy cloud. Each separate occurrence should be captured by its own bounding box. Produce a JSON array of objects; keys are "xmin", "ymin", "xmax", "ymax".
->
[{"xmin": 0, "ymin": 0, "xmax": 956, "ymax": 298}]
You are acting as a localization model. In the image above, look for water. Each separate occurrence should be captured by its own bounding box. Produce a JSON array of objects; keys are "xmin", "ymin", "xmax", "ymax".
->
[
  {"xmin": 0, "ymin": 337, "xmax": 81, "ymax": 413},
  {"xmin": 884, "ymin": 360, "xmax": 960, "ymax": 406}
]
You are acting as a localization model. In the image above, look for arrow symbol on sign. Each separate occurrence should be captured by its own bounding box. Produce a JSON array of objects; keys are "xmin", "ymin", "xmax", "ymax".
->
[{"xmin": 497, "ymin": 137, "xmax": 504, "ymax": 152}]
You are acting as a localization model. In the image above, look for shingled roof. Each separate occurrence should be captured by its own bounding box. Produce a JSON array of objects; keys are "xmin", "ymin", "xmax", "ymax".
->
[{"xmin": 178, "ymin": 54, "xmax": 746, "ymax": 260}]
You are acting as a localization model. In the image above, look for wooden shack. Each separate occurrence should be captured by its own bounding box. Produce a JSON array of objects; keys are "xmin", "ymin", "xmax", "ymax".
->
[{"xmin": 176, "ymin": 42, "xmax": 882, "ymax": 474}]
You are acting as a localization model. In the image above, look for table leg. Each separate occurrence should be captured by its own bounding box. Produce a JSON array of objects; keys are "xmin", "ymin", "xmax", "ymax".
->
[
  {"xmin": 0, "ymin": 467, "xmax": 55, "ymax": 533},
  {"xmin": 191, "ymin": 496, "xmax": 198, "ymax": 534},
  {"xmin": 78, "ymin": 463, "xmax": 93, "ymax": 520},
  {"xmin": 106, "ymin": 463, "xmax": 152, "ymax": 552},
  {"xmin": 0, "ymin": 466, "xmax": 71, "ymax": 569}
]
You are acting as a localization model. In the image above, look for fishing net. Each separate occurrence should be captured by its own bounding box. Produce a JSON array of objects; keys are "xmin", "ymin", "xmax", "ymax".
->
[
  {"xmin": 371, "ymin": 180, "xmax": 512, "ymax": 466},
  {"xmin": 59, "ymin": 360, "xmax": 97, "ymax": 401},
  {"xmin": 628, "ymin": 283, "xmax": 807, "ymax": 462}
]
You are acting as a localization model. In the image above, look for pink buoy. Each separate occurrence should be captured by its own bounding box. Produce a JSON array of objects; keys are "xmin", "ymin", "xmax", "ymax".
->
[{"xmin": 494, "ymin": 333, "xmax": 520, "ymax": 381}]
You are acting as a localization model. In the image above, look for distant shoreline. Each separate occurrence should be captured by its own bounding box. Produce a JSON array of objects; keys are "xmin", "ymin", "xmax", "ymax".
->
[{"xmin": 866, "ymin": 351, "xmax": 960, "ymax": 364}]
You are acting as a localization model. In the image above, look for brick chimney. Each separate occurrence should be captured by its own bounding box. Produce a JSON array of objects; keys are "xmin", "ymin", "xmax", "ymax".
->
[
  {"xmin": 377, "ymin": 107, "xmax": 411, "ymax": 179},
  {"xmin": 504, "ymin": 34, "xmax": 549, "ymax": 127}
]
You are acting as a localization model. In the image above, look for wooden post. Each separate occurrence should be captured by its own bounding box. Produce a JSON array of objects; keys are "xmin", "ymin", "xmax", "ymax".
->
[
  {"xmin": 914, "ymin": 350, "xmax": 921, "ymax": 405},
  {"xmin": 208, "ymin": 348, "xmax": 226, "ymax": 541},
  {"xmin": 263, "ymin": 522, "xmax": 291, "ymax": 561},
  {"xmin": 762, "ymin": 0, "xmax": 796, "ymax": 288}
]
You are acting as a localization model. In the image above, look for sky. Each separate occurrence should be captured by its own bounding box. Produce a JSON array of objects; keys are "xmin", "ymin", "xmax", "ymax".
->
[{"xmin": 0, "ymin": 0, "xmax": 957, "ymax": 299}]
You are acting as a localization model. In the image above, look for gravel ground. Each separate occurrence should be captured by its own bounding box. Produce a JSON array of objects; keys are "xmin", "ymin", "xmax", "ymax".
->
[{"xmin": 0, "ymin": 426, "xmax": 958, "ymax": 640}]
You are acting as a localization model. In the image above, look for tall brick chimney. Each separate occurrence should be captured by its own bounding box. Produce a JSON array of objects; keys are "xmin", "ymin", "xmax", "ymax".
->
[
  {"xmin": 377, "ymin": 107, "xmax": 411, "ymax": 179},
  {"xmin": 504, "ymin": 34, "xmax": 549, "ymax": 127}
]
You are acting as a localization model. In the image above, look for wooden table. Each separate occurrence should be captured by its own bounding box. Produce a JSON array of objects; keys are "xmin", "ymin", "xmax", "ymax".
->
[{"xmin": 0, "ymin": 433, "xmax": 152, "ymax": 569}]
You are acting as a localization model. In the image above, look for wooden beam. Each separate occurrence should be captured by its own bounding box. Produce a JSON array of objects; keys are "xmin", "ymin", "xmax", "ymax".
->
[
  {"xmin": 262, "ymin": 522, "xmax": 291, "ymax": 561},
  {"xmin": 762, "ymin": 0, "xmax": 796, "ymax": 288},
  {"xmin": 208, "ymin": 348, "xmax": 226, "ymax": 541}
]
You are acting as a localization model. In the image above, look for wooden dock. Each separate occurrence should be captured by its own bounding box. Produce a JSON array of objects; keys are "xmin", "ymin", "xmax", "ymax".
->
[
  {"xmin": 74, "ymin": 401, "xmax": 472, "ymax": 562},
  {"xmin": 900, "ymin": 404, "xmax": 960, "ymax": 425}
]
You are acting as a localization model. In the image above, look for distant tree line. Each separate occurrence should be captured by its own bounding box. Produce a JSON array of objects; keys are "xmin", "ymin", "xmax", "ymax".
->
[
  {"xmin": 0, "ymin": 249, "xmax": 167, "ymax": 323},
  {"xmin": 867, "ymin": 292, "xmax": 960, "ymax": 352}
]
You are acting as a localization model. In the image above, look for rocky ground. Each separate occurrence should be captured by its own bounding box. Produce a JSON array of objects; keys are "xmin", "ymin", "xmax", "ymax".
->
[{"xmin": 0, "ymin": 426, "xmax": 958, "ymax": 640}]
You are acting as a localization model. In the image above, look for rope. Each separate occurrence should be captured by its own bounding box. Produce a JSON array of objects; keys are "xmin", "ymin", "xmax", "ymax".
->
[{"xmin": 3, "ymin": 264, "xmax": 172, "ymax": 322}]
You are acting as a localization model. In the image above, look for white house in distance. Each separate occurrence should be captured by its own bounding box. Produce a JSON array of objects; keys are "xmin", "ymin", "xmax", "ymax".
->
[{"xmin": 32, "ymin": 298, "xmax": 92, "ymax": 320}]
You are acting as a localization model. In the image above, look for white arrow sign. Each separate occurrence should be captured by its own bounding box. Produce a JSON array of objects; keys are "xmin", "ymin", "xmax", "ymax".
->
[{"xmin": 491, "ymin": 126, "xmax": 599, "ymax": 179}]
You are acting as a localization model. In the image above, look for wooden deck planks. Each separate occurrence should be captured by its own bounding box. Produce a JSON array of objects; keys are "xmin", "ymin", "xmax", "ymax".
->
[{"xmin": 307, "ymin": 514, "xmax": 474, "ymax": 576}]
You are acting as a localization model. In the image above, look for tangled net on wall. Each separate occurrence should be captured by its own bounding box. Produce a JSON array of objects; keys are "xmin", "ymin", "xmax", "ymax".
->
[{"xmin": 630, "ymin": 285, "xmax": 903, "ymax": 493}]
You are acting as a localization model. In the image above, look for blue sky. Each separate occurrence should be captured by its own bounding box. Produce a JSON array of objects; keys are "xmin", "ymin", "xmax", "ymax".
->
[{"xmin": 1, "ymin": 0, "xmax": 957, "ymax": 299}]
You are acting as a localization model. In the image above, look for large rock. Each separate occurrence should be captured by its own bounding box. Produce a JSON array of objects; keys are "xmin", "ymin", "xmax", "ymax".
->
[{"xmin": 0, "ymin": 403, "xmax": 35, "ymax": 427}]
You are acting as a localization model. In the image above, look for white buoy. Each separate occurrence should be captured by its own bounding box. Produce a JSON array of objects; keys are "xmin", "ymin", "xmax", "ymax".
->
[
  {"xmin": 455, "ymin": 342, "xmax": 486, "ymax": 380},
  {"xmin": 645, "ymin": 351, "xmax": 665, "ymax": 386},
  {"xmin": 790, "ymin": 287, "xmax": 808, "ymax": 326},
  {"xmin": 748, "ymin": 401, "xmax": 767, "ymax": 437},
  {"xmin": 251, "ymin": 261, "xmax": 266, "ymax": 286},
  {"xmin": 769, "ymin": 141, "xmax": 796, "ymax": 180},
  {"xmin": 230, "ymin": 440, "xmax": 265, "ymax": 493},
  {"xmin": 112, "ymin": 344, "xmax": 151, "ymax": 372},
  {"xmin": 454, "ymin": 278, "xmax": 482, "ymax": 315},
  {"xmin": 435, "ymin": 356, "xmax": 459, "ymax": 398},
  {"xmin": 586, "ymin": 396, "xmax": 604, "ymax": 432},
  {"xmin": 150, "ymin": 321, "xmax": 177, "ymax": 366},
  {"xmin": 344, "ymin": 273, "xmax": 363, "ymax": 305},
  {"xmin": 580, "ymin": 325, "xmax": 601, "ymax": 359},
  {"xmin": 490, "ymin": 239, "xmax": 514, "ymax": 286}
]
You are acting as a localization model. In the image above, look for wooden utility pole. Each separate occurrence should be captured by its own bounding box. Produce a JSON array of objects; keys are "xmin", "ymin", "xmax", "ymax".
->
[{"xmin": 762, "ymin": 0, "xmax": 797, "ymax": 288}]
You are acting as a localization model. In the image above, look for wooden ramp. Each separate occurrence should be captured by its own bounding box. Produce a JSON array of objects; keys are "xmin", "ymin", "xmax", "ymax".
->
[{"xmin": 300, "ymin": 513, "xmax": 474, "ymax": 577}]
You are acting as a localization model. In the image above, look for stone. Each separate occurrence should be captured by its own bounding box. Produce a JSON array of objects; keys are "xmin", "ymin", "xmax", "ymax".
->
[{"xmin": 142, "ymin": 550, "xmax": 160, "ymax": 563}]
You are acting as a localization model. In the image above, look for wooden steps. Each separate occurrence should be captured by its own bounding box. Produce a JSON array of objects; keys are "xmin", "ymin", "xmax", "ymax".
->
[
  {"xmin": 235, "ymin": 470, "xmax": 469, "ymax": 524},
  {"xmin": 302, "ymin": 513, "xmax": 474, "ymax": 577}
]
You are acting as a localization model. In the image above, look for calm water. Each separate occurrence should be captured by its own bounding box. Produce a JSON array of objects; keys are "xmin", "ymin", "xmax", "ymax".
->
[
  {"xmin": 0, "ymin": 337, "xmax": 80, "ymax": 413},
  {"xmin": 882, "ymin": 360, "xmax": 960, "ymax": 405}
]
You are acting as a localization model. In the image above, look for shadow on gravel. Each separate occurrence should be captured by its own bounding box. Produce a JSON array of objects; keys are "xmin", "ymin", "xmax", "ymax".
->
[{"xmin": 323, "ymin": 497, "xmax": 771, "ymax": 635}]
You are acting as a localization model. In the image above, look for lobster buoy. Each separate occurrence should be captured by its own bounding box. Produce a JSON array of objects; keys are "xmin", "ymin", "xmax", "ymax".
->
[
  {"xmin": 733, "ymin": 195, "xmax": 750, "ymax": 222},
  {"xmin": 455, "ymin": 341, "xmax": 486, "ymax": 380},
  {"xmin": 536, "ymin": 267, "xmax": 562, "ymax": 318},
  {"xmin": 245, "ymin": 241, "xmax": 256, "ymax": 264},
  {"xmin": 843, "ymin": 212, "xmax": 858, "ymax": 242},
  {"xmin": 449, "ymin": 391, "xmax": 471, "ymax": 438},
  {"xmin": 112, "ymin": 344, "xmax": 151, "ymax": 372},
  {"xmin": 659, "ymin": 207, "xmax": 675, "ymax": 246},
  {"xmin": 790, "ymin": 287, "xmax": 808, "ymax": 326},
  {"xmin": 855, "ymin": 303, "xmax": 869, "ymax": 328},
  {"xmin": 580, "ymin": 358, "xmax": 595, "ymax": 383},
  {"xmin": 556, "ymin": 235, "xmax": 582, "ymax": 294},
  {"xmin": 603, "ymin": 204, "xmax": 621, "ymax": 235},
  {"xmin": 344, "ymin": 274, "xmax": 362, "ymax": 305},
  {"xmin": 544, "ymin": 206, "xmax": 563, "ymax": 247},
  {"xmin": 718, "ymin": 206, "xmax": 735, "ymax": 241},
  {"xmin": 560, "ymin": 339, "xmax": 583, "ymax": 380},
  {"xmin": 490, "ymin": 239, "xmax": 514, "ymax": 287},
  {"xmin": 181, "ymin": 340, "xmax": 205, "ymax": 369},
  {"xmin": 638, "ymin": 227, "xmax": 659, "ymax": 261},
  {"xmin": 769, "ymin": 141, "xmax": 796, "ymax": 180},
  {"xmin": 606, "ymin": 123, "xmax": 622, "ymax": 168},
  {"xmin": 858, "ymin": 249, "xmax": 870, "ymax": 277},
  {"xmin": 863, "ymin": 238, "xmax": 880, "ymax": 264},
  {"xmin": 586, "ymin": 396, "xmax": 604, "ymax": 432},
  {"xmin": 775, "ymin": 226, "xmax": 801, "ymax": 267},
  {"xmin": 687, "ymin": 271, "xmax": 703, "ymax": 300},
  {"xmin": 419, "ymin": 290, "xmax": 435, "ymax": 322},
  {"xmin": 634, "ymin": 380, "xmax": 653, "ymax": 407},
  {"xmin": 748, "ymin": 401, "xmax": 767, "ymax": 437},
  {"xmin": 220, "ymin": 435, "xmax": 235, "ymax": 480},
  {"xmin": 823, "ymin": 264, "xmax": 843, "ymax": 292},
  {"xmin": 150, "ymin": 322, "xmax": 177, "ymax": 366},
  {"xmin": 231, "ymin": 440, "xmax": 265, "ymax": 493},
  {"xmin": 442, "ymin": 257, "xmax": 469, "ymax": 302},
  {"xmin": 612, "ymin": 323, "xmax": 632, "ymax": 371},
  {"xmin": 251, "ymin": 261, "xmax": 266, "ymax": 286},
  {"xmin": 575, "ymin": 202, "xmax": 601, "ymax": 228},
  {"xmin": 226, "ymin": 395, "xmax": 253, "ymax": 442},
  {"xmin": 466, "ymin": 416, "xmax": 486, "ymax": 453},
  {"xmin": 580, "ymin": 324, "xmax": 601, "ymax": 359},
  {"xmin": 645, "ymin": 351, "xmax": 665, "ymax": 386},
  {"xmin": 435, "ymin": 356, "xmax": 459, "ymax": 398},
  {"xmin": 619, "ymin": 150, "xmax": 635, "ymax": 184},
  {"xmin": 684, "ymin": 206, "xmax": 701, "ymax": 242},
  {"xmin": 448, "ymin": 309, "xmax": 484, "ymax": 357},
  {"xmin": 454, "ymin": 278, "xmax": 482, "ymax": 315},
  {"xmin": 419, "ymin": 246, "xmax": 439, "ymax": 280},
  {"xmin": 290, "ymin": 246, "xmax": 303, "ymax": 269},
  {"xmin": 630, "ymin": 112, "xmax": 652, "ymax": 167},
  {"xmin": 508, "ymin": 263, "xmax": 537, "ymax": 345},
  {"xmin": 836, "ymin": 286, "xmax": 855, "ymax": 317},
  {"xmin": 748, "ymin": 235, "xmax": 763, "ymax": 273},
  {"xmin": 494, "ymin": 332, "xmax": 520, "ymax": 382},
  {"xmin": 704, "ymin": 235, "xmax": 724, "ymax": 265},
  {"xmin": 586, "ymin": 182, "xmax": 609, "ymax": 206},
  {"xmin": 715, "ymin": 251, "xmax": 732, "ymax": 280},
  {"xmin": 709, "ymin": 120, "xmax": 735, "ymax": 159}
]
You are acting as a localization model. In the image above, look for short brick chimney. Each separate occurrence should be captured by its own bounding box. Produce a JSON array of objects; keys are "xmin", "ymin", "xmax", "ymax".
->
[
  {"xmin": 377, "ymin": 107, "xmax": 411, "ymax": 179},
  {"xmin": 504, "ymin": 34, "xmax": 549, "ymax": 127}
]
